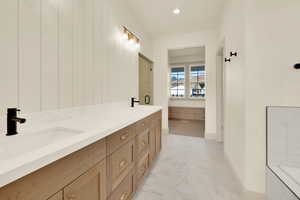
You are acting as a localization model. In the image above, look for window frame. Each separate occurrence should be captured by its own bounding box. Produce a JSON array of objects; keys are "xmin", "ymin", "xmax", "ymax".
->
[
  {"xmin": 188, "ymin": 64, "xmax": 206, "ymax": 100},
  {"xmin": 169, "ymin": 65, "xmax": 186, "ymax": 99}
]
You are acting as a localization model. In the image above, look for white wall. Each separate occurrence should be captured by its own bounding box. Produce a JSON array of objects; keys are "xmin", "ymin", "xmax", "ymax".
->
[
  {"xmin": 219, "ymin": 0, "xmax": 246, "ymax": 188},
  {"xmin": 153, "ymin": 30, "xmax": 218, "ymax": 138},
  {"xmin": 169, "ymin": 55, "xmax": 205, "ymax": 65},
  {"xmin": 244, "ymin": 0, "xmax": 300, "ymax": 193},
  {"xmin": 0, "ymin": 0, "xmax": 153, "ymax": 133},
  {"xmin": 220, "ymin": 0, "xmax": 300, "ymax": 194}
]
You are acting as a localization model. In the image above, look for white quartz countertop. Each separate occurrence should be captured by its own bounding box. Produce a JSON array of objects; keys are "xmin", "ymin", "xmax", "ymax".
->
[{"xmin": 0, "ymin": 102, "xmax": 162, "ymax": 188}]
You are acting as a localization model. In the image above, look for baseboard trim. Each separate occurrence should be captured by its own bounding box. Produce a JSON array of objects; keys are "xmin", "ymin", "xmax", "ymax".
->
[{"xmin": 224, "ymin": 152, "xmax": 244, "ymax": 190}]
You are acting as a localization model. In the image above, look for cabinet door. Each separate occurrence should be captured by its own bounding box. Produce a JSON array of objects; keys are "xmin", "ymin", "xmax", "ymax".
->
[
  {"xmin": 149, "ymin": 126, "xmax": 156, "ymax": 164},
  {"xmin": 107, "ymin": 139, "xmax": 135, "ymax": 193},
  {"xmin": 136, "ymin": 153, "xmax": 150, "ymax": 187},
  {"xmin": 108, "ymin": 171, "xmax": 135, "ymax": 200},
  {"xmin": 136, "ymin": 129, "xmax": 150, "ymax": 159},
  {"xmin": 64, "ymin": 160, "xmax": 106, "ymax": 200},
  {"xmin": 48, "ymin": 192, "xmax": 63, "ymax": 200},
  {"xmin": 155, "ymin": 119, "xmax": 162, "ymax": 153}
]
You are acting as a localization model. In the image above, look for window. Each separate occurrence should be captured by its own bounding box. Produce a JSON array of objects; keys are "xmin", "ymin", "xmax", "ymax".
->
[
  {"xmin": 190, "ymin": 65, "xmax": 206, "ymax": 98},
  {"xmin": 170, "ymin": 67, "xmax": 185, "ymax": 98}
]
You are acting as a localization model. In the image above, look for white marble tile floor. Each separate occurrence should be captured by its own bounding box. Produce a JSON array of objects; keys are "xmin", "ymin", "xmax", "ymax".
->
[{"xmin": 134, "ymin": 134, "xmax": 265, "ymax": 200}]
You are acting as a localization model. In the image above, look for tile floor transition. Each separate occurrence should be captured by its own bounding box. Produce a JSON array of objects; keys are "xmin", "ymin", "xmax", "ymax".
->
[{"xmin": 134, "ymin": 133, "xmax": 266, "ymax": 200}]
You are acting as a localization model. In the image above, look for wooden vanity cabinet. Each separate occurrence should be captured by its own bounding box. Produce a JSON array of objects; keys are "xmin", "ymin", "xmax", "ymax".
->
[
  {"xmin": 64, "ymin": 160, "xmax": 106, "ymax": 200},
  {"xmin": 149, "ymin": 126, "xmax": 156, "ymax": 165},
  {"xmin": 149, "ymin": 112, "xmax": 162, "ymax": 165},
  {"xmin": 135, "ymin": 153, "xmax": 150, "ymax": 187},
  {"xmin": 155, "ymin": 117, "xmax": 162, "ymax": 154},
  {"xmin": 108, "ymin": 171, "xmax": 135, "ymax": 200},
  {"xmin": 0, "ymin": 139, "xmax": 107, "ymax": 200},
  {"xmin": 0, "ymin": 111, "xmax": 162, "ymax": 200},
  {"xmin": 106, "ymin": 125, "xmax": 136, "ymax": 155},
  {"xmin": 136, "ymin": 129, "xmax": 150, "ymax": 159},
  {"xmin": 48, "ymin": 192, "xmax": 63, "ymax": 200},
  {"xmin": 107, "ymin": 139, "xmax": 135, "ymax": 193}
]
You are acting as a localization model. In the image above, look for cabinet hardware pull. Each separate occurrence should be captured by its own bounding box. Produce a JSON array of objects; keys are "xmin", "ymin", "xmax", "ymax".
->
[
  {"xmin": 120, "ymin": 192, "xmax": 128, "ymax": 200},
  {"xmin": 119, "ymin": 160, "xmax": 127, "ymax": 168},
  {"xmin": 120, "ymin": 133, "xmax": 129, "ymax": 140}
]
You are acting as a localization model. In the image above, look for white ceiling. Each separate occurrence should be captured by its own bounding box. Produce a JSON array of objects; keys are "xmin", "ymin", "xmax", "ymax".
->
[{"xmin": 125, "ymin": 0, "xmax": 225, "ymax": 37}]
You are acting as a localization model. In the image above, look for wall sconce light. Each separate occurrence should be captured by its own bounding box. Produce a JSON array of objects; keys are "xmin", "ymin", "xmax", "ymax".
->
[
  {"xmin": 230, "ymin": 51, "xmax": 238, "ymax": 57},
  {"xmin": 225, "ymin": 58, "xmax": 231, "ymax": 62},
  {"xmin": 121, "ymin": 26, "xmax": 141, "ymax": 50}
]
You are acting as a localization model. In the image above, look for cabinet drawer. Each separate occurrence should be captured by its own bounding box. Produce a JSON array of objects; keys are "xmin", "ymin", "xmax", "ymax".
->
[
  {"xmin": 64, "ymin": 160, "xmax": 106, "ymax": 200},
  {"xmin": 107, "ymin": 125, "xmax": 136, "ymax": 155},
  {"xmin": 136, "ymin": 130, "xmax": 150, "ymax": 158},
  {"xmin": 136, "ymin": 154, "xmax": 149, "ymax": 187},
  {"xmin": 109, "ymin": 171, "xmax": 135, "ymax": 200},
  {"xmin": 108, "ymin": 140, "xmax": 135, "ymax": 192},
  {"xmin": 136, "ymin": 118, "xmax": 150, "ymax": 134}
]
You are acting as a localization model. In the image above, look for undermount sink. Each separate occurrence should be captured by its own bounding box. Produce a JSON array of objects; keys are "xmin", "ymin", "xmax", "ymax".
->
[{"xmin": 0, "ymin": 127, "xmax": 83, "ymax": 161}]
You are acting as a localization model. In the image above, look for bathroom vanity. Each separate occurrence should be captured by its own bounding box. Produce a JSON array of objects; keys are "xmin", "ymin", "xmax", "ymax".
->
[
  {"xmin": 0, "ymin": 103, "xmax": 162, "ymax": 200},
  {"xmin": 267, "ymin": 107, "xmax": 300, "ymax": 200}
]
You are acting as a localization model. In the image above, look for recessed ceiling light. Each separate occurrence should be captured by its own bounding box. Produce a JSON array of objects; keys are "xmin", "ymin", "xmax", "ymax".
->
[{"xmin": 173, "ymin": 8, "xmax": 180, "ymax": 15}]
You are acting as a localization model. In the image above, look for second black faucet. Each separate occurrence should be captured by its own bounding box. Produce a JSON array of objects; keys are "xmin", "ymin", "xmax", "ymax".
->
[{"xmin": 131, "ymin": 97, "xmax": 140, "ymax": 107}]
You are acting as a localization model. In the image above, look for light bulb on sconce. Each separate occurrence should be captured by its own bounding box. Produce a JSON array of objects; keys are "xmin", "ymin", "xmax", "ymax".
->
[
  {"xmin": 120, "ymin": 26, "xmax": 141, "ymax": 50},
  {"xmin": 128, "ymin": 38, "xmax": 135, "ymax": 45},
  {"xmin": 128, "ymin": 32, "xmax": 135, "ymax": 45},
  {"xmin": 135, "ymin": 42, "xmax": 141, "ymax": 49},
  {"xmin": 173, "ymin": 8, "xmax": 181, "ymax": 15},
  {"xmin": 122, "ymin": 32, "xmax": 128, "ymax": 40}
]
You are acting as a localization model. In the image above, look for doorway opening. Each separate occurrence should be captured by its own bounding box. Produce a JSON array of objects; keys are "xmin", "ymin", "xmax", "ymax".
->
[
  {"xmin": 138, "ymin": 53, "xmax": 154, "ymax": 105},
  {"xmin": 167, "ymin": 47, "xmax": 206, "ymax": 138}
]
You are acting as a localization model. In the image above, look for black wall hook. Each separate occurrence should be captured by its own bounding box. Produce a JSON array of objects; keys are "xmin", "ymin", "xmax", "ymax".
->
[
  {"xmin": 230, "ymin": 51, "xmax": 238, "ymax": 57},
  {"xmin": 225, "ymin": 58, "xmax": 231, "ymax": 62},
  {"xmin": 295, "ymin": 63, "xmax": 300, "ymax": 69}
]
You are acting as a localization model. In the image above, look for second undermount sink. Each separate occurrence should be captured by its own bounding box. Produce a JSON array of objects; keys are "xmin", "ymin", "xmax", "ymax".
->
[{"xmin": 0, "ymin": 127, "xmax": 83, "ymax": 161}]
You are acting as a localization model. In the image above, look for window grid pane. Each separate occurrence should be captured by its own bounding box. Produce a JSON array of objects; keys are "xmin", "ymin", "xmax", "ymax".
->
[
  {"xmin": 190, "ymin": 66, "xmax": 206, "ymax": 98},
  {"xmin": 170, "ymin": 67, "xmax": 185, "ymax": 97}
]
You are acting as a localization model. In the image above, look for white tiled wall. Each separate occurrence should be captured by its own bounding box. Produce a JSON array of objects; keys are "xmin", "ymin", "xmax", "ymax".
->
[{"xmin": 267, "ymin": 107, "xmax": 300, "ymax": 167}]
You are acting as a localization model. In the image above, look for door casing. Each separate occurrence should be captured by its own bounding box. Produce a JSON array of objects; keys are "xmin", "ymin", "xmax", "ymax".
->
[{"xmin": 138, "ymin": 53, "xmax": 154, "ymax": 105}]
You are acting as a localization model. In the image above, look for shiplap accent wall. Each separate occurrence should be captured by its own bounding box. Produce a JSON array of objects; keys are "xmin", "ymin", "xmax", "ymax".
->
[{"xmin": 0, "ymin": 0, "xmax": 153, "ymax": 117}]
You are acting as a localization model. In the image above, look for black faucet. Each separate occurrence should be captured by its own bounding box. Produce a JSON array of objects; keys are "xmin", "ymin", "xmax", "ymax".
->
[
  {"xmin": 131, "ymin": 97, "xmax": 140, "ymax": 107},
  {"xmin": 6, "ymin": 108, "xmax": 26, "ymax": 136}
]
